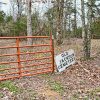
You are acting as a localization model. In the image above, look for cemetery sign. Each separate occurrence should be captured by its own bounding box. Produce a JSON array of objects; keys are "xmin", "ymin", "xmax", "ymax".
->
[{"xmin": 55, "ymin": 49, "xmax": 75, "ymax": 72}]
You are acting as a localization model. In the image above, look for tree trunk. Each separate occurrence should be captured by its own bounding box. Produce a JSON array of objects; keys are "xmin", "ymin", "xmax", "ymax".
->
[
  {"xmin": 86, "ymin": 0, "xmax": 92, "ymax": 58},
  {"xmin": 67, "ymin": 0, "xmax": 72, "ymax": 39},
  {"xmin": 81, "ymin": 0, "xmax": 86, "ymax": 39},
  {"xmin": 56, "ymin": 0, "xmax": 64, "ymax": 45},
  {"xmin": 81, "ymin": 0, "xmax": 88, "ymax": 59},
  {"xmin": 63, "ymin": 13, "xmax": 67, "ymax": 38},
  {"xmin": 17, "ymin": 0, "xmax": 22, "ymax": 20},
  {"xmin": 74, "ymin": 0, "xmax": 77, "ymax": 37},
  {"xmin": 26, "ymin": 0, "xmax": 33, "ymax": 45},
  {"xmin": 81, "ymin": 0, "xmax": 92, "ymax": 59}
]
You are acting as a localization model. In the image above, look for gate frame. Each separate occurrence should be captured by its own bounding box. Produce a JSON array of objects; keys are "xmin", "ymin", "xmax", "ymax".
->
[{"xmin": 0, "ymin": 34, "xmax": 54, "ymax": 81}]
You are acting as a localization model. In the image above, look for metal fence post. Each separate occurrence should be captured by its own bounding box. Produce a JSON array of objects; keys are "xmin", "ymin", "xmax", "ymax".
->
[
  {"xmin": 16, "ymin": 38, "xmax": 22, "ymax": 78},
  {"xmin": 50, "ymin": 33, "xmax": 55, "ymax": 73}
]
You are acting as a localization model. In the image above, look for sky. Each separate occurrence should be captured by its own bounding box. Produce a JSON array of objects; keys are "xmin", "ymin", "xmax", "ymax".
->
[
  {"xmin": 0, "ymin": 0, "xmax": 83, "ymax": 27},
  {"xmin": 0, "ymin": 0, "xmax": 100, "ymax": 27},
  {"xmin": 0, "ymin": 0, "xmax": 10, "ymax": 14},
  {"xmin": 1, "ymin": 0, "xmax": 82, "ymax": 14},
  {"xmin": 1, "ymin": 0, "xmax": 53, "ymax": 14}
]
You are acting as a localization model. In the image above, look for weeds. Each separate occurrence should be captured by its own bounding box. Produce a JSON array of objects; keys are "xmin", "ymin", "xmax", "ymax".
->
[
  {"xmin": 48, "ymin": 81, "xmax": 64, "ymax": 94},
  {"xmin": 0, "ymin": 93, "xmax": 4, "ymax": 98},
  {"xmin": 0, "ymin": 80, "xmax": 20, "ymax": 94},
  {"xmin": 40, "ymin": 73, "xmax": 50, "ymax": 78},
  {"xmin": 0, "ymin": 65, "xmax": 9, "ymax": 72}
]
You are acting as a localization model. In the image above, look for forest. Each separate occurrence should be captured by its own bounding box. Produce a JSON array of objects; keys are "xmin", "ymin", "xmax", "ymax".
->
[{"xmin": 0, "ymin": 0, "xmax": 100, "ymax": 100}]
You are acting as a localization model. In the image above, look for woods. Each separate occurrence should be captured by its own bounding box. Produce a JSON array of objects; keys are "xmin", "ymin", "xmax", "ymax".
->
[
  {"xmin": 0, "ymin": 0, "xmax": 100, "ymax": 99},
  {"xmin": 1, "ymin": 0, "xmax": 99, "ymax": 59}
]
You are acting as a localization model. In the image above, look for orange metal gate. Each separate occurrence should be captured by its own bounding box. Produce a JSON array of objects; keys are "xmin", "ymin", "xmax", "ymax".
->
[{"xmin": 0, "ymin": 35, "xmax": 54, "ymax": 81}]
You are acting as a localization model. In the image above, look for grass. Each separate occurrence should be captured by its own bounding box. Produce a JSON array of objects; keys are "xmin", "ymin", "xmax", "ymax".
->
[
  {"xmin": 40, "ymin": 73, "xmax": 50, "ymax": 78},
  {"xmin": 89, "ymin": 88, "xmax": 100, "ymax": 99},
  {"xmin": 0, "ymin": 80, "xmax": 20, "ymax": 94},
  {"xmin": 0, "ymin": 93, "xmax": 4, "ymax": 98},
  {"xmin": 0, "ymin": 65, "xmax": 11, "ymax": 73},
  {"xmin": 48, "ymin": 81, "xmax": 64, "ymax": 94},
  {"xmin": 0, "ymin": 65, "xmax": 8, "ymax": 71},
  {"xmin": 72, "ymin": 93, "xmax": 89, "ymax": 100}
]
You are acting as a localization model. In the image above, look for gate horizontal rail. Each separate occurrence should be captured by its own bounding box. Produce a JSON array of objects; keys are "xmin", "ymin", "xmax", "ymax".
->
[
  {"xmin": 0, "ymin": 50, "xmax": 51, "ymax": 57},
  {"xmin": 0, "ymin": 44, "xmax": 51, "ymax": 49},
  {"xmin": 0, "ymin": 35, "xmax": 54, "ymax": 81},
  {"xmin": 0, "ymin": 56, "xmax": 52, "ymax": 65},
  {"xmin": 0, "ymin": 36, "xmax": 49, "ymax": 39}
]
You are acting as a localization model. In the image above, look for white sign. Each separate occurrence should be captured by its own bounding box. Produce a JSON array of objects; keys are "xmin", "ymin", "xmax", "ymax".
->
[{"xmin": 55, "ymin": 49, "xmax": 75, "ymax": 72}]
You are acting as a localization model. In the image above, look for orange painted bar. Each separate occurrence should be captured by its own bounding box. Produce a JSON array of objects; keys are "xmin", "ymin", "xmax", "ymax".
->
[
  {"xmin": 0, "ymin": 72, "xmax": 19, "ymax": 76},
  {"xmin": 0, "ymin": 56, "xmax": 52, "ymax": 65},
  {"xmin": 20, "ymin": 56, "xmax": 52, "ymax": 63},
  {"xmin": 19, "ymin": 44, "xmax": 51, "ymax": 48},
  {"xmin": 0, "ymin": 36, "xmax": 49, "ymax": 39},
  {"xmin": 0, "ymin": 53, "xmax": 17, "ymax": 57},
  {"xmin": 21, "ymin": 69, "xmax": 52, "ymax": 77},
  {"xmin": 0, "ymin": 67, "xmax": 18, "ymax": 71},
  {"xmin": 0, "ymin": 70, "xmax": 52, "ymax": 81},
  {"xmin": 0, "ymin": 76, "xmax": 19, "ymax": 81},
  {"xmin": 0, "ymin": 44, "xmax": 51, "ymax": 49},
  {"xmin": 21, "ymin": 66, "xmax": 52, "ymax": 73},
  {"xmin": 0, "ymin": 61, "xmax": 18, "ymax": 64},
  {"xmin": 0, "ymin": 62, "xmax": 52, "ymax": 71},
  {"xmin": 23, "ymin": 62, "xmax": 52, "ymax": 68},
  {"xmin": 0, "ymin": 50, "xmax": 51, "ymax": 57}
]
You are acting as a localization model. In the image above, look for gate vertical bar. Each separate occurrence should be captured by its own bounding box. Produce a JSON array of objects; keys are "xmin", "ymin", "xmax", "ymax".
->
[
  {"xmin": 50, "ymin": 33, "xmax": 55, "ymax": 72},
  {"xmin": 16, "ymin": 38, "xmax": 22, "ymax": 78}
]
